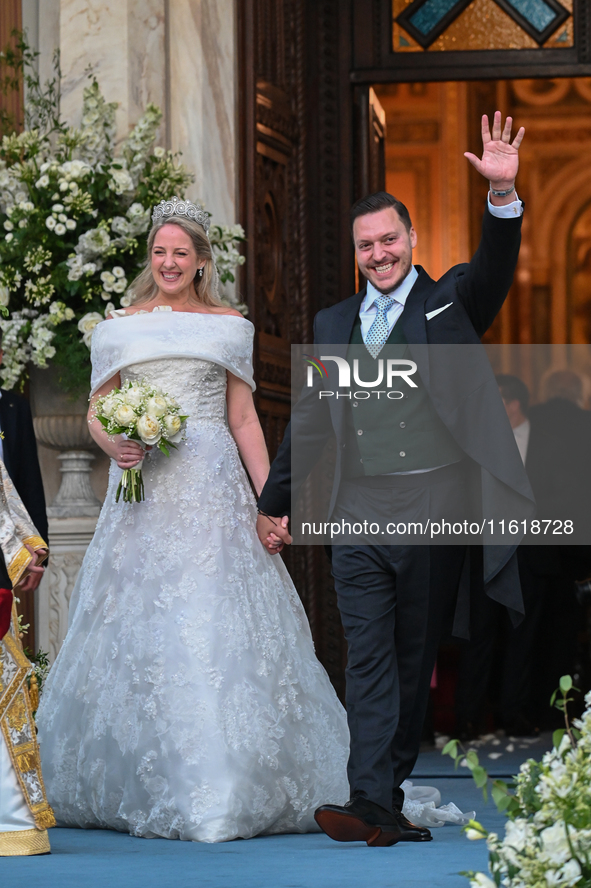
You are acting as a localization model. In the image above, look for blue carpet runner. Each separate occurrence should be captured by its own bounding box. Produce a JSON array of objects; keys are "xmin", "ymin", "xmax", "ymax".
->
[{"xmin": 3, "ymin": 777, "xmax": 506, "ymax": 887}]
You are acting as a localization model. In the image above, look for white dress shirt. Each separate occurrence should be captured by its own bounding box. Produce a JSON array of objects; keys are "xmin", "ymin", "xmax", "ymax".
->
[
  {"xmin": 359, "ymin": 194, "xmax": 523, "ymax": 339},
  {"xmin": 512, "ymin": 418, "xmax": 530, "ymax": 466}
]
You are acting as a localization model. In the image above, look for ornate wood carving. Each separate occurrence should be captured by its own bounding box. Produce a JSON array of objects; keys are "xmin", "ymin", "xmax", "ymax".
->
[{"xmin": 239, "ymin": 0, "xmax": 348, "ymax": 696}]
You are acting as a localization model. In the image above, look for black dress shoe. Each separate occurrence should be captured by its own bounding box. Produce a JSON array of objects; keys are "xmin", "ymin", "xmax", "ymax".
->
[
  {"xmin": 392, "ymin": 809, "xmax": 432, "ymax": 842},
  {"xmin": 314, "ymin": 796, "xmax": 402, "ymax": 847}
]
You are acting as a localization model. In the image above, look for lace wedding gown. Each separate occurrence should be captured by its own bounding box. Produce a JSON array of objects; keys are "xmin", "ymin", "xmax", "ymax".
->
[{"xmin": 36, "ymin": 310, "xmax": 350, "ymax": 843}]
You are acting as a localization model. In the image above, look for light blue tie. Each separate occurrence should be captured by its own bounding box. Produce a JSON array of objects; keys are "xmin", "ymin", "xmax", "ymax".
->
[{"xmin": 364, "ymin": 295, "xmax": 395, "ymax": 359}]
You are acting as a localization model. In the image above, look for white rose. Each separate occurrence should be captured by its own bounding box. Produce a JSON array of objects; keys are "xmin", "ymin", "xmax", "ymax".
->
[
  {"xmin": 52, "ymin": 203, "xmax": 64, "ymax": 212},
  {"xmin": 114, "ymin": 403, "xmax": 136, "ymax": 427},
  {"xmin": 101, "ymin": 271, "xmax": 116, "ymax": 286},
  {"xmin": 0, "ymin": 284, "xmax": 9, "ymax": 307},
  {"xmin": 35, "ymin": 175, "xmax": 50, "ymax": 188},
  {"xmin": 112, "ymin": 280, "xmax": 126, "ymax": 293},
  {"xmin": 137, "ymin": 414, "xmax": 162, "ymax": 445},
  {"xmin": 112, "ymin": 266, "xmax": 125, "ymax": 278},
  {"xmin": 46, "ymin": 216, "xmax": 56, "ymax": 230},
  {"xmin": 100, "ymin": 397, "xmax": 117, "ymax": 418},
  {"xmin": 163, "ymin": 414, "xmax": 182, "ymax": 437},
  {"xmin": 18, "ymin": 219, "xmax": 26, "ymax": 228},
  {"xmin": 3, "ymin": 220, "xmax": 14, "ymax": 231},
  {"xmin": 5, "ymin": 233, "xmax": 13, "ymax": 243},
  {"xmin": 66, "ymin": 219, "xmax": 76, "ymax": 230},
  {"xmin": 145, "ymin": 396, "xmax": 168, "ymax": 417},
  {"xmin": 100, "ymin": 290, "xmax": 112, "ymax": 301},
  {"xmin": 125, "ymin": 387, "xmax": 144, "ymax": 408},
  {"xmin": 58, "ymin": 213, "xmax": 67, "ymax": 223},
  {"xmin": 120, "ymin": 294, "xmax": 132, "ymax": 307},
  {"xmin": 103, "ymin": 302, "xmax": 115, "ymax": 318},
  {"xmin": 153, "ymin": 146, "xmax": 165, "ymax": 158},
  {"xmin": 78, "ymin": 311, "xmax": 103, "ymax": 348},
  {"xmin": 59, "ymin": 180, "xmax": 69, "ymax": 192},
  {"xmin": 55, "ymin": 223, "xmax": 66, "ymax": 235}
]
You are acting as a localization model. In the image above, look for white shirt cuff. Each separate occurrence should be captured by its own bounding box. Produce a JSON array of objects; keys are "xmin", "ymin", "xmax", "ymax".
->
[{"xmin": 487, "ymin": 192, "xmax": 523, "ymax": 218}]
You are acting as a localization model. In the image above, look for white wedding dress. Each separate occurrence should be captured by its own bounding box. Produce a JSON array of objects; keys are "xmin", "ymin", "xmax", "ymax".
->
[
  {"xmin": 36, "ymin": 309, "xmax": 350, "ymax": 842},
  {"xmin": 36, "ymin": 308, "xmax": 471, "ymax": 842}
]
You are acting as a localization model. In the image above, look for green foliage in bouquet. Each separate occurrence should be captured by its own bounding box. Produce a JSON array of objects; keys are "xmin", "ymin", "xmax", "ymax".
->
[
  {"xmin": 0, "ymin": 34, "xmax": 246, "ymax": 395},
  {"xmin": 444, "ymin": 677, "xmax": 591, "ymax": 888}
]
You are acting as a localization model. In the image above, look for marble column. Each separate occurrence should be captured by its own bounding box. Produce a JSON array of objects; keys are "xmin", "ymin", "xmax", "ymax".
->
[{"xmin": 27, "ymin": 0, "xmax": 240, "ymax": 659}]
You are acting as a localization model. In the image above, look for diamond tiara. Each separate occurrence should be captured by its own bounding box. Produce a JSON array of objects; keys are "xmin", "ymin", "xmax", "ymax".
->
[{"xmin": 151, "ymin": 196, "xmax": 211, "ymax": 234}]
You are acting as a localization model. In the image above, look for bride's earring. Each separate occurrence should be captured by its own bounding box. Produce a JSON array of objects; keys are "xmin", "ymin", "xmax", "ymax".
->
[{"xmin": 198, "ymin": 267, "xmax": 204, "ymax": 279}]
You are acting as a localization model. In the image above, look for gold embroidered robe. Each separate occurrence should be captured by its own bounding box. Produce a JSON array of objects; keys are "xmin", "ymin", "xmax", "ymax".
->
[{"xmin": 0, "ymin": 460, "xmax": 55, "ymax": 856}]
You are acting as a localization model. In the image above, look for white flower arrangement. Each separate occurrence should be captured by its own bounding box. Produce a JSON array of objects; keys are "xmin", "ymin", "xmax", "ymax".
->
[
  {"xmin": 94, "ymin": 379, "xmax": 188, "ymax": 503},
  {"xmin": 0, "ymin": 39, "xmax": 246, "ymax": 394},
  {"xmin": 447, "ymin": 677, "xmax": 591, "ymax": 888}
]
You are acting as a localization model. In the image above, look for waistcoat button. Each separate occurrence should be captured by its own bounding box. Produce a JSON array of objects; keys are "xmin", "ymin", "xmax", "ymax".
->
[
  {"xmin": 400, "ymin": 422, "xmax": 406, "ymax": 428},
  {"xmin": 400, "ymin": 451, "xmax": 406, "ymax": 457},
  {"xmin": 357, "ymin": 429, "xmax": 363, "ymax": 436}
]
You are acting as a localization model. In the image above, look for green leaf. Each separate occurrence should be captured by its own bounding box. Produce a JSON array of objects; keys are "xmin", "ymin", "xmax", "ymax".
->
[
  {"xmin": 442, "ymin": 739, "xmax": 459, "ymax": 759},
  {"xmin": 560, "ymin": 675, "xmax": 573, "ymax": 693},
  {"xmin": 553, "ymin": 728, "xmax": 565, "ymax": 749},
  {"xmin": 550, "ymin": 689, "xmax": 557, "ymax": 707},
  {"xmin": 572, "ymin": 727, "xmax": 582, "ymax": 741},
  {"xmin": 472, "ymin": 765, "xmax": 488, "ymax": 789},
  {"xmin": 465, "ymin": 749, "xmax": 479, "ymax": 769}
]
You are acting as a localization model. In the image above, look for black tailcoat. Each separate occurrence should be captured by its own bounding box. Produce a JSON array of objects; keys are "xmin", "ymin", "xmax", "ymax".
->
[{"xmin": 258, "ymin": 205, "xmax": 535, "ymax": 627}]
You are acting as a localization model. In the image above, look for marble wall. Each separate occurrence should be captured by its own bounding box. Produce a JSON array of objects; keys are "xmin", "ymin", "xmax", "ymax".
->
[{"xmin": 31, "ymin": 0, "xmax": 238, "ymax": 221}]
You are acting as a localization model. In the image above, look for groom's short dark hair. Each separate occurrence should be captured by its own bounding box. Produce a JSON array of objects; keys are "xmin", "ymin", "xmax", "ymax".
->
[{"xmin": 350, "ymin": 192, "xmax": 412, "ymax": 235}]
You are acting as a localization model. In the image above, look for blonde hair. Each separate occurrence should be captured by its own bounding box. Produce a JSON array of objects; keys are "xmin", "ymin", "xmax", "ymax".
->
[{"xmin": 128, "ymin": 215, "xmax": 222, "ymax": 307}]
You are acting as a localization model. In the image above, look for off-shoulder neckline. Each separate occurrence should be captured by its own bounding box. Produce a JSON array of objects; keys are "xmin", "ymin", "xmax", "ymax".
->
[{"xmin": 108, "ymin": 307, "xmax": 249, "ymax": 321}]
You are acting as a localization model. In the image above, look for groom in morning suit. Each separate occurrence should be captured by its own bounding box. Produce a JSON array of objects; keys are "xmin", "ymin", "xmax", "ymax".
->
[{"xmin": 256, "ymin": 113, "xmax": 533, "ymax": 847}]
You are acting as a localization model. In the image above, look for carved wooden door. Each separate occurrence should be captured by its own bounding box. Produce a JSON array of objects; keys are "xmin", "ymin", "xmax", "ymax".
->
[{"xmin": 239, "ymin": 0, "xmax": 347, "ymax": 694}]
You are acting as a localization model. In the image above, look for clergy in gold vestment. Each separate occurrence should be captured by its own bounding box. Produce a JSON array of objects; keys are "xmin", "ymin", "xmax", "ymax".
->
[{"xmin": 0, "ymin": 459, "xmax": 55, "ymax": 856}]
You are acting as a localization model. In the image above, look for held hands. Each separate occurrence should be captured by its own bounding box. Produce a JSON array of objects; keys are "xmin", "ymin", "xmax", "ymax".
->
[
  {"xmin": 17, "ymin": 544, "xmax": 48, "ymax": 593},
  {"xmin": 256, "ymin": 513, "xmax": 292, "ymax": 554},
  {"xmin": 464, "ymin": 111, "xmax": 525, "ymax": 194}
]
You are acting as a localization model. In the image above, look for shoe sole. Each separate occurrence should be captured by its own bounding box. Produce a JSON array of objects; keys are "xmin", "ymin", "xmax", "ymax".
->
[{"xmin": 314, "ymin": 810, "xmax": 399, "ymax": 846}]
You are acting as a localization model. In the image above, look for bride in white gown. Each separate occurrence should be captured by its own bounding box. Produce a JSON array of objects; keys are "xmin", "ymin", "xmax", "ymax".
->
[
  {"xmin": 36, "ymin": 199, "xmax": 351, "ymax": 843},
  {"xmin": 36, "ymin": 197, "xmax": 469, "ymax": 843}
]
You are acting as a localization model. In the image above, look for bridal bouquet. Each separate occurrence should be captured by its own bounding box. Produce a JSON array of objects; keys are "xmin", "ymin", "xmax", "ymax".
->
[{"xmin": 95, "ymin": 380, "xmax": 187, "ymax": 503}]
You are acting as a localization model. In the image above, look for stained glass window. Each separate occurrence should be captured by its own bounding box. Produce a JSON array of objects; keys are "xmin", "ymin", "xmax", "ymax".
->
[{"xmin": 393, "ymin": 0, "xmax": 572, "ymax": 51}]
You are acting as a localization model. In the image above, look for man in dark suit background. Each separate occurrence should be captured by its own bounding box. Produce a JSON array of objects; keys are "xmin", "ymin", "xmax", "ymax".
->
[
  {"xmin": 0, "ymin": 328, "xmax": 48, "ymax": 595},
  {"xmin": 456, "ymin": 372, "xmax": 591, "ymax": 737},
  {"xmin": 256, "ymin": 113, "xmax": 532, "ymax": 847}
]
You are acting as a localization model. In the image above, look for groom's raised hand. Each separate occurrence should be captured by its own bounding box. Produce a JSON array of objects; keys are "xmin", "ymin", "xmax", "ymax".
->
[
  {"xmin": 257, "ymin": 513, "xmax": 292, "ymax": 554},
  {"xmin": 464, "ymin": 110, "xmax": 524, "ymax": 204}
]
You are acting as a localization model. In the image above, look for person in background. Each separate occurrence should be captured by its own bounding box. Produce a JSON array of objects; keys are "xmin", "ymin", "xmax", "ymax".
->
[
  {"xmin": 0, "ymin": 327, "xmax": 48, "ymax": 595},
  {"xmin": 0, "ymin": 458, "xmax": 54, "ymax": 856},
  {"xmin": 455, "ymin": 373, "xmax": 591, "ymax": 738}
]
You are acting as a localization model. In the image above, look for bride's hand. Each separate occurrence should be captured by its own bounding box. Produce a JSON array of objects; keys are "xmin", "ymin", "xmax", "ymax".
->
[{"xmin": 109, "ymin": 438, "xmax": 150, "ymax": 469}]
